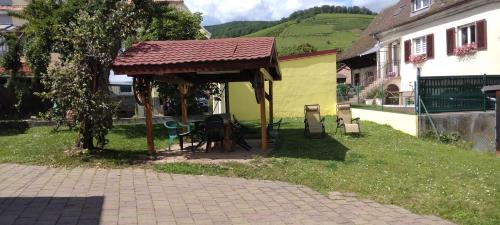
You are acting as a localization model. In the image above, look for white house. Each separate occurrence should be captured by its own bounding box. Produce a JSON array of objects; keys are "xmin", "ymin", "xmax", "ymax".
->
[{"xmin": 338, "ymin": 0, "xmax": 500, "ymax": 107}]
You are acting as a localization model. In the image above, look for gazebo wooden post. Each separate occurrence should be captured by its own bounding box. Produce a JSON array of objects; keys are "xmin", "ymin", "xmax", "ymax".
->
[
  {"xmin": 178, "ymin": 83, "xmax": 189, "ymax": 128},
  {"xmin": 143, "ymin": 78, "xmax": 155, "ymax": 155},
  {"xmin": 269, "ymin": 81, "xmax": 274, "ymax": 124},
  {"xmin": 260, "ymin": 74, "xmax": 268, "ymax": 151}
]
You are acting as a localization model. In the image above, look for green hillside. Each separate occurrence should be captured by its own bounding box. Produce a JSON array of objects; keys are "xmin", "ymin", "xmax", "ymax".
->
[
  {"xmin": 206, "ymin": 21, "xmax": 279, "ymax": 38},
  {"xmin": 246, "ymin": 13, "xmax": 375, "ymax": 55}
]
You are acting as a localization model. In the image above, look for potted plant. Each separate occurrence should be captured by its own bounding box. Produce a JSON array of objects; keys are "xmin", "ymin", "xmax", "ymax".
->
[
  {"xmin": 454, "ymin": 43, "xmax": 478, "ymax": 57},
  {"xmin": 409, "ymin": 54, "xmax": 427, "ymax": 66},
  {"xmin": 374, "ymin": 89, "xmax": 385, "ymax": 106},
  {"xmin": 364, "ymin": 89, "xmax": 376, "ymax": 105}
]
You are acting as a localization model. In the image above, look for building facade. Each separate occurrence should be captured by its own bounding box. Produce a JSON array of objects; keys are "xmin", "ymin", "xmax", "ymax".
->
[{"xmin": 338, "ymin": 0, "xmax": 500, "ymax": 106}]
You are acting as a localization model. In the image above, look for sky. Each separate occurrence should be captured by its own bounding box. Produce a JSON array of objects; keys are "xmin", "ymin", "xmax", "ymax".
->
[{"xmin": 185, "ymin": 0, "xmax": 399, "ymax": 25}]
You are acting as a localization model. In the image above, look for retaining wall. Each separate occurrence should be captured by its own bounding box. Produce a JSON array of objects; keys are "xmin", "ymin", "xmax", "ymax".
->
[
  {"xmin": 420, "ymin": 111, "xmax": 495, "ymax": 152},
  {"xmin": 352, "ymin": 108, "xmax": 418, "ymax": 136}
]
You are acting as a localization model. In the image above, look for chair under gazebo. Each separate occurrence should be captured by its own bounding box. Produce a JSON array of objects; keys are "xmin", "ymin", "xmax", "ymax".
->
[{"xmin": 112, "ymin": 37, "xmax": 281, "ymax": 155}]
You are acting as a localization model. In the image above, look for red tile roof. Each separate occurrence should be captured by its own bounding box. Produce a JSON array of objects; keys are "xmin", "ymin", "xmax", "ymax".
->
[{"xmin": 113, "ymin": 37, "xmax": 276, "ymax": 67}]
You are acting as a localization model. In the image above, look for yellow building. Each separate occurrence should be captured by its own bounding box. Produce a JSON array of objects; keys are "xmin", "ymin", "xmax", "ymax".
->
[{"xmin": 229, "ymin": 50, "xmax": 337, "ymax": 120}]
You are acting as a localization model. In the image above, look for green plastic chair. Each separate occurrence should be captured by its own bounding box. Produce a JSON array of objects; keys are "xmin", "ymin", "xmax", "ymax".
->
[{"xmin": 164, "ymin": 121, "xmax": 191, "ymax": 151}]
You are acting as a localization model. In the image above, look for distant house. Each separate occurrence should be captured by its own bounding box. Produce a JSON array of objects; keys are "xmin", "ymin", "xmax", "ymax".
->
[
  {"xmin": 338, "ymin": 0, "xmax": 500, "ymax": 107},
  {"xmin": 337, "ymin": 64, "xmax": 351, "ymax": 84}
]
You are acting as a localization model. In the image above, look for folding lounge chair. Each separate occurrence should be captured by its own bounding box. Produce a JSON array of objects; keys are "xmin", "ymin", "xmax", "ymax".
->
[
  {"xmin": 304, "ymin": 105, "xmax": 325, "ymax": 138},
  {"xmin": 336, "ymin": 104, "xmax": 361, "ymax": 135}
]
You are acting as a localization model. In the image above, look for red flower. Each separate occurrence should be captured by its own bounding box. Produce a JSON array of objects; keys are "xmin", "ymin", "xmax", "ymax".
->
[
  {"xmin": 454, "ymin": 43, "xmax": 478, "ymax": 57},
  {"xmin": 409, "ymin": 54, "xmax": 427, "ymax": 65}
]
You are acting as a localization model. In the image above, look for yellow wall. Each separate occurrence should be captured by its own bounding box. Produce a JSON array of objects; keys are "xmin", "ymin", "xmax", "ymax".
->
[{"xmin": 229, "ymin": 53, "xmax": 337, "ymax": 120}]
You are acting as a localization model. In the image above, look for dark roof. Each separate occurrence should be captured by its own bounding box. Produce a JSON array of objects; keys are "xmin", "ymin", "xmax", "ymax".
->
[
  {"xmin": 113, "ymin": 37, "xmax": 275, "ymax": 67},
  {"xmin": 338, "ymin": 0, "xmax": 470, "ymax": 61}
]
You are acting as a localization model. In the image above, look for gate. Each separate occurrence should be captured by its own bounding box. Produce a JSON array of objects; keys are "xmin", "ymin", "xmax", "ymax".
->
[{"xmin": 418, "ymin": 75, "xmax": 500, "ymax": 113}]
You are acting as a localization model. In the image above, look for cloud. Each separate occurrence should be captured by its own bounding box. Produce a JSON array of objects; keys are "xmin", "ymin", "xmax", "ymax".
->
[{"xmin": 184, "ymin": 0, "xmax": 399, "ymax": 25}]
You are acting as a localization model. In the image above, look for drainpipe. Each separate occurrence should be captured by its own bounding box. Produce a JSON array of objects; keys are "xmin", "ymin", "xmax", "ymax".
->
[
  {"xmin": 372, "ymin": 33, "xmax": 382, "ymax": 80},
  {"xmin": 373, "ymin": 33, "xmax": 384, "ymax": 109}
]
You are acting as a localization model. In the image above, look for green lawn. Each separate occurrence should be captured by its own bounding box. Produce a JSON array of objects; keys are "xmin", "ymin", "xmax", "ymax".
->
[
  {"xmin": 0, "ymin": 118, "xmax": 498, "ymax": 225},
  {"xmin": 0, "ymin": 124, "xmax": 170, "ymax": 167}
]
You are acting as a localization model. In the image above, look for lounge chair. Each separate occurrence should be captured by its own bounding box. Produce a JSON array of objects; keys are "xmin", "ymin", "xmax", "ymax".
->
[
  {"xmin": 336, "ymin": 104, "xmax": 361, "ymax": 135},
  {"xmin": 304, "ymin": 105, "xmax": 325, "ymax": 138}
]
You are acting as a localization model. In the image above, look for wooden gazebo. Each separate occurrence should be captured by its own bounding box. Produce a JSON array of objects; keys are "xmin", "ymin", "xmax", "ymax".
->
[{"xmin": 112, "ymin": 37, "xmax": 281, "ymax": 155}]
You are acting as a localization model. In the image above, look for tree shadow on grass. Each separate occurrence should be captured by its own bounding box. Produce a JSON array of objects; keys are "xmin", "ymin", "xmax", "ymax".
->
[
  {"xmin": 83, "ymin": 148, "xmax": 150, "ymax": 166},
  {"xmin": 111, "ymin": 124, "xmax": 167, "ymax": 139},
  {"xmin": 0, "ymin": 121, "xmax": 29, "ymax": 136},
  {"xmin": 271, "ymin": 128, "xmax": 349, "ymax": 161}
]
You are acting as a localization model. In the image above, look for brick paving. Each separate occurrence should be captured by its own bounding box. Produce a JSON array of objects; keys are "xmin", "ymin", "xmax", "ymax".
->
[{"xmin": 0, "ymin": 164, "xmax": 454, "ymax": 225}]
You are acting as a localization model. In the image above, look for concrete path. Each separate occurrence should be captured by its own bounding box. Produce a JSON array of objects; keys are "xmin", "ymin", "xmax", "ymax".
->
[{"xmin": 0, "ymin": 164, "xmax": 454, "ymax": 225}]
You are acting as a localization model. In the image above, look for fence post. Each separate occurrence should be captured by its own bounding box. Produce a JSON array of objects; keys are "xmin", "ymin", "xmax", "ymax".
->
[
  {"xmin": 381, "ymin": 79, "xmax": 384, "ymax": 111},
  {"xmin": 416, "ymin": 71, "xmax": 421, "ymax": 138},
  {"xmin": 357, "ymin": 85, "xmax": 360, "ymax": 104},
  {"xmin": 416, "ymin": 70, "xmax": 421, "ymax": 114},
  {"xmin": 483, "ymin": 74, "xmax": 487, "ymax": 112}
]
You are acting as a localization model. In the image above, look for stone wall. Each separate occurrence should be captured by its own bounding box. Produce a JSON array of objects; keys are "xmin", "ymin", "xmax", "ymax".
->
[{"xmin": 420, "ymin": 111, "xmax": 496, "ymax": 152}]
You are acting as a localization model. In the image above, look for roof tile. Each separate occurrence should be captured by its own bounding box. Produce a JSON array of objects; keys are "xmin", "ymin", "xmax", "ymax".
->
[{"xmin": 113, "ymin": 37, "xmax": 276, "ymax": 67}]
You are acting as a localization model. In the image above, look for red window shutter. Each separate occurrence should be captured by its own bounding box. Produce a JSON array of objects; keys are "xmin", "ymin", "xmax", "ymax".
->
[
  {"xmin": 446, "ymin": 28, "xmax": 456, "ymax": 56},
  {"xmin": 426, "ymin": 34, "xmax": 434, "ymax": 59},
  {"xmin": 404, "ymin": 40, "xmax": 411, "ymax": 63},
  {"xmin": 476, "ymin": 20, "xmax": 487, "ymax": 50}
]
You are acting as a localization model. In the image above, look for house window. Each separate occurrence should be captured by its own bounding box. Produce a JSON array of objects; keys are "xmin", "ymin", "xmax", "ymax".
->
[
  {"xmin": 413, "ymin": 0, "xmax": 430, "ymax": 12},
  {"xmin": 413, "ymin": 36, "xmax": 427, "ymax": 55},
  {"xmin": 120, "ymin": 86, "xmax": 132, "ymax": 93},
  {"xmin": 458, "ymin": 24, "xmax": 476, "ymax": 46}
]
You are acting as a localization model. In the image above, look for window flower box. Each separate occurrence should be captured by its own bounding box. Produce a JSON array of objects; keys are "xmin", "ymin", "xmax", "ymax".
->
[
  {"xmin": 454, "ymin": 43, "xmax": 478, "ymax": 57},
  {"xmin": 409, "ymin": 54, "xmax": 427, "ymax": 65}
]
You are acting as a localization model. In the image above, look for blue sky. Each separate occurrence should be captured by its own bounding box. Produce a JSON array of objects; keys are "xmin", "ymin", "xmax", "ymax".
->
[{"xmin": 185, "ymin": 0, "xmax": 399, "ymax": 25}]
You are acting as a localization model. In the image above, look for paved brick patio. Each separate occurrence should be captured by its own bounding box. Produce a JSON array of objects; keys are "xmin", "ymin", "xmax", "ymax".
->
[{"xmin": 0, "ymin": 164, "xmax": 454, "ymax": 225}]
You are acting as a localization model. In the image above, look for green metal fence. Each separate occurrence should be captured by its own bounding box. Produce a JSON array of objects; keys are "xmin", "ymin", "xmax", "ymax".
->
[{"xmin": 418, "ymin": 75, "xmax": 500, "ymax": 113}]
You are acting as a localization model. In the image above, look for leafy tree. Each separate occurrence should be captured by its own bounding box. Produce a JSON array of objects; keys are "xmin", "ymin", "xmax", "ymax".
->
[
  {"xmin": 130, "ymin": 5, "xmax": 221, "ymax": 116},
  {"xmin": 205, "ymin": 21, "xmax": 279, "ymax": 38},
  {"xmin": 282, "ymin": 4, "xmax": 375, "ymax": 22},
  {"xmin": 10, "ymin": 0, "xmax": 153, "ymax": 150},
  {"xmin": 280, "ymin": 43, "xmax": 318, "ymax": 56}
]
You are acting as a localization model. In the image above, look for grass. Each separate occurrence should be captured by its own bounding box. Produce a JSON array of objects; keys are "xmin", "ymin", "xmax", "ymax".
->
[
  {"xmin": 247, "ymin": 14, "xmax": 375, "ymax": 54},
  {"xmin": 157, "ymin": 117, "xmax": 499, "ymax": 225},
  {"xmin": 0, "ymin": 124, "xmax": 171, "ymax": 167},
  {"xmin": 0, "ymin": 118, "xmax": 498, "ymax": 224},
  {"xmin": 351, "ymin": 104, "xmax": 416, "ymax": 114}
]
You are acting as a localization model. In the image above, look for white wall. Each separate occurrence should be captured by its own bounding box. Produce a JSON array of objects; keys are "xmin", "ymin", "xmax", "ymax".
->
[
  {"xmin": 352, "ymin": 108, "xmax": 418, "ymax": 136},
  {"xmin": 388, "ymin": 3, "xmax": 500, "ymax": 92}
]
